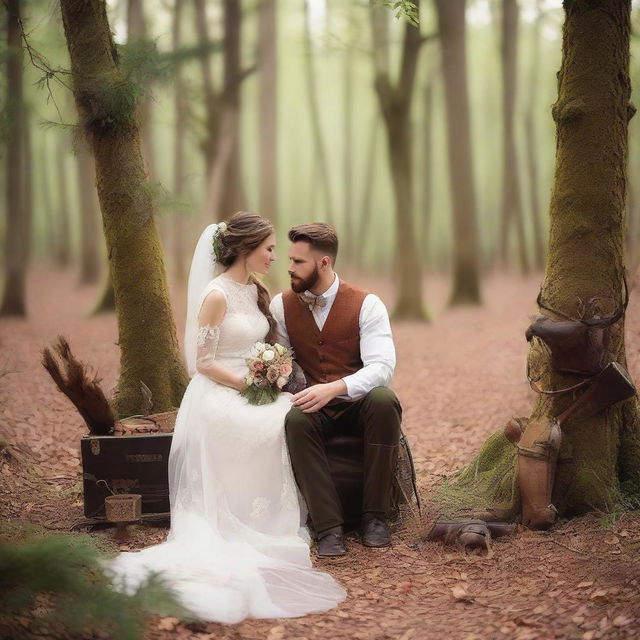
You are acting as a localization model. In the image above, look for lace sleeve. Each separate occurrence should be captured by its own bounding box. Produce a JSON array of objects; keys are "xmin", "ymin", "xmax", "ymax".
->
[{"xmin": 196, "ymin": 325, "xmax": 221, "ymax": 373}]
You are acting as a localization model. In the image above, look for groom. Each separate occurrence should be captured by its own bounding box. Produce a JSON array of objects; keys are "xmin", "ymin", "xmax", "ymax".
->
[{"xmin": 270, "ymin": 223, "xmax": 402, "ymax": 557}]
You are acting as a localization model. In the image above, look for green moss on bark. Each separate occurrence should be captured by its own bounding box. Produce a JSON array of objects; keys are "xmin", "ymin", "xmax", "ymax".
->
[
  {"xmin": 433, "ymin": 0, "xmax": 640, "ymax": 524},
  {"xmin": 61, "ymin": 0, "xmax": 189, "ymax": 418}
]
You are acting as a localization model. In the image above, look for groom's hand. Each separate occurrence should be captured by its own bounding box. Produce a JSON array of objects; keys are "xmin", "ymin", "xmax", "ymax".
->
[{"xmin": 292, "ymin": 380, "xmax": 347, "ymax": 413}]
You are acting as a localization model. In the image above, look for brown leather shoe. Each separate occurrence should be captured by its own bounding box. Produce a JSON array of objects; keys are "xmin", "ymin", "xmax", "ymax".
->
[
  {"xmin": 316, "ymin": 531, "xmax": 346, "ymax": 557},
  {"xmin": 360, "ymin": 517, "xmax": 391, "ymax": 548}
]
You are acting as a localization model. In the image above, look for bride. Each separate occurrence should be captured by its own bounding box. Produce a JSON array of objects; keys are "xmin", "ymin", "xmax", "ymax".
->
[{"xmin": 107, "ymin": 212, "xmax": 346, "ymax": 623}]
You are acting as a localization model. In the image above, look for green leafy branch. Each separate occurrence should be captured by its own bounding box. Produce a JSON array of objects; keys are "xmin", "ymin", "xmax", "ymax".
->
[{"xmin": 379, "ymin": 0, "xmax": 419, "ymax": 26}]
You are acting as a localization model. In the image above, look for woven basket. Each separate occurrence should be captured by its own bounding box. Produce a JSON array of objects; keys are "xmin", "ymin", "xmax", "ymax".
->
[
  {"xmin": 115, "ymin": 410, "xmax": 178, "ymax": 435},
  {"xmin": 105, "ymin": 494, "xmax": 142, "ymax": 522}
]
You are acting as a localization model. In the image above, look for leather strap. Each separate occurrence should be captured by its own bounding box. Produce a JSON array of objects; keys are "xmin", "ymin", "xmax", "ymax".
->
[
  {"xmin": 536, "ymin": 272, "xmax": 628, "ymax": 327},
  {"xmin": 527, "ymin": 359, "xmax": 592, "ymax": 396}
]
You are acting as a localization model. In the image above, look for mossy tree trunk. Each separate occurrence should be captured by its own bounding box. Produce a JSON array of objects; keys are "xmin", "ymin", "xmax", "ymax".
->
[
  {"xmin": 1, "ymin": 0, "xmax": 29, "ymax": 317},
  {"xmin": 59, "ymin": 0, "xmax": 189, "ymax": 417},
  {"xmin": 434, "ymin": 0, "xmax": 482, "ymax": 306},
  {"xmin": 369, "ymin": 0, "xmax": 428, "ymax": 321},
  {"xmin": 438, "ymin": 0, "xmax": 640, "ymax": 522},
  {"xmin": 534, "ymin": 0, "xmax": 639, "ymax": 513}
]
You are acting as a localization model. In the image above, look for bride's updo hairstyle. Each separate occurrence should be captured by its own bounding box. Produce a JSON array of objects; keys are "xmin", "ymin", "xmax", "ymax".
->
[{"xmin": 217, "ymin": 211, "xmax": 277, "ymax": 343}]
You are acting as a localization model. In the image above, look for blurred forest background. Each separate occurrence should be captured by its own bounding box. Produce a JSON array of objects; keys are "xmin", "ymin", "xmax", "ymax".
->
[{"xmin": 2, "ymin": 0, "xmax": 640, "ymax": 317}]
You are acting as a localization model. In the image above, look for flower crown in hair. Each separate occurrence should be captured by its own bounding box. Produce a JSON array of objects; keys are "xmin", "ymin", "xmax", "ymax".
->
[{"xmin": 212, "ymin": 222, "xmax": 228, "ymax": 262}]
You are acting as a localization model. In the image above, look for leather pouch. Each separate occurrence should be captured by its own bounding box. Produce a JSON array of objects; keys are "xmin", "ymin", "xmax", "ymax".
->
[
  {"xmin": 525, "ymin": 315, "xmax": 607, "ymax": 375},
  {"xmin": 517, "ymin": 418, "xmax": 562, "ymax": 529}
]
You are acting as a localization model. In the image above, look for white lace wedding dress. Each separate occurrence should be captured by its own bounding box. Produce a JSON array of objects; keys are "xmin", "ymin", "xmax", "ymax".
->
[{"xmin": 107, "ymin": 275, "xmax": 346, "ymax": 623}]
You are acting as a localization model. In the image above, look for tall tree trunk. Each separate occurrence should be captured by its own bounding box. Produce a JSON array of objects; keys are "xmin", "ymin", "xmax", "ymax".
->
[
  {"xmin": 435, "ymin": 0, "xmax": 482, "ymax": 305},
  {"xmin": 55, "ymin": 135, "xmax": 73, "ymax": 268},
  {"xmin": 342, "ymin": 9, "xmax": 354, "ymax": 265},
  {"xmin": 60, "ymin": 0, "xmax": 189, "ymax": 417},
  {"xmin": 217, "ymin": 0, "xmax": 245, "ymax": 217},
  {"xmin": 39, "ymin": 134, "xmax": 55, "ymax": 261},
  {"xmin": 172, "ymin": 0, "xmax": 187, "ymax": 281},
  {"xmin": 258, "ymin": 0, "xmax": 277, "ymax": 222},
  {"xmin": 194, "ymin": 0, "xmax": 220, "ymax": 179},
  {"xmin": 523, "ymin": 0, "xmax": 545, "ymax": 271},
  {"xmin": 204, "ymin": 0, "xmax": 247, "ymax": 220},
  {"xmin": 626, "ymin": 168, "xmax": 639, "ymax": 269},
  {"xmin": 77, "ymin": 136, "xmax": 102, "ymax": 284},
  {"xmin": 127, "ymin": 0, "xmax": 155, "ymax": 180},
  {"xmin": 499, "ymin": 0, "xmax": 529, "ymax": 273},
  {"xmin": 93, "ymin": 274, "xmax": 116, "ymax": 313},
  {"xmin": 436, "ymin": 0, "xmax": 640, "ymax": 521},
  {"xmin": 536, "ymin": 0, "xmax": 639, "ymax": 512},
  {"xmin": 370, "ymin": 1, "xmax": 427, "ymax": 320},
  {"xmin": 1, "ymin": 0, "xmax": 29, "ymax": 316},
  {"xmin": 303, "ymin": 0, "xmax": 334, "ymax": 225},
  {"xmin": 355, "ymin": 114, "xmax": 380, "ymax": 267},
  {"xmin": 421, "ymin": 75, "xmax": 435, "ymax": 269}
]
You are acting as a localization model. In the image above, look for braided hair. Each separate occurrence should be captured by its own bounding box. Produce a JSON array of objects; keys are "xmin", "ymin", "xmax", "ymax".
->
[{"xmin": 216, "ymin": 211, "xmax": 277, "ymax": 343}]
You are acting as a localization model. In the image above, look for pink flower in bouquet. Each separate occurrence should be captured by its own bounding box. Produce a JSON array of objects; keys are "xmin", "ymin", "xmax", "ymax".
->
[
  {"xmin": 266, "ymin": 366, "xmax": 279, "ymax": 383},
  {"xmin": 279, "ymin": 362, "xmax": 293, "ymax": 377},
  {"xmin": 276, "ymin": 376, "xmax": 288, "ymax": 389},
  {"xmin": 251, "ymin": 360, "xmax": 265, "ymax": 372}
]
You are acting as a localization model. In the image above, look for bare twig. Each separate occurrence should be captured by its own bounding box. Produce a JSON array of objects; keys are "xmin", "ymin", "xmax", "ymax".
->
[
  {"xmin": 538, "ymin": 537, "xmax": 606, "ymax": 559},
  {"xmin": 2, "ymin": 0, "xmax": 74, "ymax": 122}
]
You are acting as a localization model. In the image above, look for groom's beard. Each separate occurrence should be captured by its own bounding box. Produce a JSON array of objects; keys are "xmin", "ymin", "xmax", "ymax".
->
[{"xmin": 289, "ymin": 266, "xmax": 320, "ymax": 293}]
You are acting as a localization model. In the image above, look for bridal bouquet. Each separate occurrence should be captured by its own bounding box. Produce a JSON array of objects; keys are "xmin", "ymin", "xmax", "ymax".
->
[{"xmin": 241, "ymin": 342, "xmax": 293, "ymax": 405}]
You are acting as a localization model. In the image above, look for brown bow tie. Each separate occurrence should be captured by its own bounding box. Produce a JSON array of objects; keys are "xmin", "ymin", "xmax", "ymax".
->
[{"xmin": 299, "ymin": 293, "xmax": 327, "ymax": 310}]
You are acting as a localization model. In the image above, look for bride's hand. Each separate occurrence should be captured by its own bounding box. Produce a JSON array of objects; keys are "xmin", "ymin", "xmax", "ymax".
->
[{"xmin": 234, "ymin": 377, "xmax": 248, "ymax": 392}]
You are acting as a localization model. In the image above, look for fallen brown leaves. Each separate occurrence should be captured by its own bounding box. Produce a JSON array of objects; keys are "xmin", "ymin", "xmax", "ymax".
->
[{"xmin": 2, "ymin": 267, "xmax": 640, "ymax": 640}]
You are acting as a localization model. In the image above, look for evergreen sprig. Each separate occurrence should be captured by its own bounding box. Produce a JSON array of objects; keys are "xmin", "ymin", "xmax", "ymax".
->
[{"xmin": 0, "ymin": 534, "xmax": 195, "ymax": 639}]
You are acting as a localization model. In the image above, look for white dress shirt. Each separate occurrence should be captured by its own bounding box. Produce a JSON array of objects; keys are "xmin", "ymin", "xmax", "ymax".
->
[{"xmin": 269, "ymin": 274, "xmax": 396, "ymax": 400}]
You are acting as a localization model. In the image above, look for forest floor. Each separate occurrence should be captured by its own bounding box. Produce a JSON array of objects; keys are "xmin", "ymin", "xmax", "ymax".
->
[{"xmin": 1, "ymin": 266, "xmax": 640, "ymax": 640}]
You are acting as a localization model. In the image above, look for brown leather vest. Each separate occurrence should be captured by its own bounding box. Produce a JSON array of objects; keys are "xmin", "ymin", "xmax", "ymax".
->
[{"xmin": 282, "ymin": 280, "xmax": 367, "ymax": 387}]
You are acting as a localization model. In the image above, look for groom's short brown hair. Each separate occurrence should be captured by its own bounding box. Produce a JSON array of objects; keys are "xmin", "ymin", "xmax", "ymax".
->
[{"xmin": 288, "ymin": 223, "xmax": 338, "ymax": 264}]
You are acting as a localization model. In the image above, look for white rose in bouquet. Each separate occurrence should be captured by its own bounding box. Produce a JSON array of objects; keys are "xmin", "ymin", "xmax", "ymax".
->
[{"xmin": 242, "ymin": 341, "xmax": 294, "ymax": 405}]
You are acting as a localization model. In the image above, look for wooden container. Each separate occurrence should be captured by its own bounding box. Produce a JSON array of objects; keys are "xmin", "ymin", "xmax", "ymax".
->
[
  {"xmin": 81, "ymin": 433, "xmax": 172, "ymax": 519},
  {"xmin": 105, "ymin": 494, "xmax": 142, "ymax": 523}
]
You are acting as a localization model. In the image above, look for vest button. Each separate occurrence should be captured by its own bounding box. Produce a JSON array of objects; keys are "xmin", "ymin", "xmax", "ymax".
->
[
  {"xmin": 318, "ymin": 339, "xmax": 324, "ymax": 345},
  {"xmin": 319, "ymin": 355, "xmax": 324, "ymax": 362}
]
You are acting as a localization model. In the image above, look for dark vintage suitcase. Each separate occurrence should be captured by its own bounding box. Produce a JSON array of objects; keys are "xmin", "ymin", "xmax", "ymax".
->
[{"xmin": 81, "ymin": 433, "xmax": 173, "ymax": 519}]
